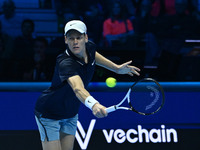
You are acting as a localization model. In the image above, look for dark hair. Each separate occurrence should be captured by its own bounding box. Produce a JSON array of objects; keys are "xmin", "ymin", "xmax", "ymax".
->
[
  {"xmin": 21, "ymin": 19, "xmax": 35, "ymax": 32},
  {"xmin": 34, "ymin": 37, "xmax": 48, "ymax": 47},
  {"xmin": 110, "ymin": 1, "xmax": 128, "ymax": 22},
  {"xmin": 2, "ymin": 0, "xmax": 15, "ymax": 9}
]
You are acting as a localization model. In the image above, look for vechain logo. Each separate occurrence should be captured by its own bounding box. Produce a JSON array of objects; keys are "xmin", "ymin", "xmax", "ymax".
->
[
  {"xmin": 75, "ymin": 120, "xmax": 96, "ymax": 149},
  {"xmin": 102, "ymin": 125, "xmax": 178, "ymax": 143},
  {"xmin": 75, "ymin": 119, "xmax": 178, "ymax": 149}
]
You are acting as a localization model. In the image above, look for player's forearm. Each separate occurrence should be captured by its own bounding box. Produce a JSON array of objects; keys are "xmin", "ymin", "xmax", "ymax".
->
[
  {"xmin": 95, "ymin": 52, "xmax": 119, "ymax": 73},
  {"xmin": 68, "ymin": 75, "xmax": 91, "ymax": 103},
  {"xmin": 73, "ymin": 87, "xmax": 90, "ymax": 103},
  {"xmin": 74, "ymin": 87, "xmax": 100, "ymax": 111}
]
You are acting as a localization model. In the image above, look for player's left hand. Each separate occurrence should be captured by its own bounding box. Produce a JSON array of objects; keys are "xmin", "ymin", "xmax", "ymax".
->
[{"xmin": 117, "ymin": 60, "xmax": 140, "ymax": 76}]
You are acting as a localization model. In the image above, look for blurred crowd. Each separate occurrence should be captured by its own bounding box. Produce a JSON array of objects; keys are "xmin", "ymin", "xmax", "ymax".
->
[{"xmin": 0, "ymin": 0, "xmax": 200, "ymax": 82}]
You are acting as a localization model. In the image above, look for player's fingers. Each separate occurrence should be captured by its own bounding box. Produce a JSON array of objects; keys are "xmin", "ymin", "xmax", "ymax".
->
[
  {"xmin": 93, "ymin": 108, "xmax": 107, "ymax": 118},
  {"xmin": 132, "ymin": 66, "xmax": 141, "ymax": 71},
  {"xmin": 128, "ymin": 66, "xmax": 140, "ymax": 72},
  {"xmin": 131, "ymin": 66, "xmax": 140, "ymax": 73},
  {"xmin": 123, "ymin": 60, "xmax": 132, "ymax": 66},
  {"xmin": 92, "ymin": 103, "xmax": 108, "ymax": 118},
  {"xmin": 93, "ymin": 111, "xmax": 101, "ymax": 118},
  {"xmin": 131, "ymin": 69, "xmax": 140, "ymax": 76},
  {"xmin": 94, "ymin": 112, "xmax": 104, "ymax": 118},
  {"xmin": 101, "ymin": 108, "xmax": 108, "ymax": 117},
  {"xmin": 128, "ymin": 69, "xmax": 140, "ymax": 76},
  {"xmin": 128, "ymin": 72, "xmax": 134, "ymax": 76}
]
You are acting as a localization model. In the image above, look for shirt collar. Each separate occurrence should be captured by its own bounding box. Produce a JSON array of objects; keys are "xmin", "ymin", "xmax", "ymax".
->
[{"xmin": 65, "ymin": 47, "xmax": 87, "ymax": 66}]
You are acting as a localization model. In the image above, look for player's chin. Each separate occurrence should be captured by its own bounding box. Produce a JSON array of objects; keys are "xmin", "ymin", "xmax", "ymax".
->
[{"xmin": 72, "ymin": 49, "xmax": 81, "ymax": 54}]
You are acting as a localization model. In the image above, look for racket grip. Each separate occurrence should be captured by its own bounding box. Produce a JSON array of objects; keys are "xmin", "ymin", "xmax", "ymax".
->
[{"xmin": 106, "ymin": 106, "xmax": 116, "ymax": 113}]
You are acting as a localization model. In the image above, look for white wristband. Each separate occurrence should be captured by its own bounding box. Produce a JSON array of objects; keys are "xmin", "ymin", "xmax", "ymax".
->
[{"xmin": 85, "ymin": 96, "xmax": 99, "ymax": 110}]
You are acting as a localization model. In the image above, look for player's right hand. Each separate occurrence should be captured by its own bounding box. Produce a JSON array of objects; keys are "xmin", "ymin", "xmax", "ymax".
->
[{"xmin": 92, "ymin": 103, "xmax": 108, "ymax": 118}]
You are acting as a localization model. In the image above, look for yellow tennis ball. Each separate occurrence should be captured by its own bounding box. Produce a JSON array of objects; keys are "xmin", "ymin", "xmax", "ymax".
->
[{"xmin": 106, "ymin": 77, "xmax": 117, "ymax": 88}]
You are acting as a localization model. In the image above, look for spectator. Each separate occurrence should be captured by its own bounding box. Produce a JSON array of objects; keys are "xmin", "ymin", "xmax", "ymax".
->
[
  {"xmin": 56, "ymin": 0, "xmax": 83, "ymax": 34},
  {"xmin": 54, "ymin": 0, "xmax": 83, "ymax": 19},
  {"xmin": 156, "ymin": 0, "xmax": 200, "ymax": 80},
  {"xmin": 150, "ymin": 0, "xmax": 176, "ymax": 17},
  {"xmin": 103, "ymin": 0, "xmax": 136, "ymax": 18},
  {"xmin": 39, "ymin": 0, "xmax": 52, "ymax": 9},
  {"xmin": 134, "ymin": 0, "xmax": 161, "ymax": 65},
  {"xmin": 83, "ymin": 2, "xmax": 104, "ymax": 46},
  {"xmin": 0, "ymin": 0, "xmax": 24, "ymax": 38},
  {"xmin": 0, "ymin": 35, "xmax": 5, "ymax": 80},
  {"xmin": 150, "ymin": 0, "xmax": 196, "ymax": 17},
  {"xmin": 157, "ymin": 0, "xmax": 200, "ymax": 54},
  {"xmin": 0, "ymin": 20, "xmax": 14, "ymax": 81},
  {"xmin": 103, "ymin": 1, "xmax": 134, "ymax": 48},
  {"xmin": 12, "ymin": 19, "xmax": 35, "ymax": 81},
  {"xmin": 23, "ymin": 37, "xmax": 53, "ymax": 81}
]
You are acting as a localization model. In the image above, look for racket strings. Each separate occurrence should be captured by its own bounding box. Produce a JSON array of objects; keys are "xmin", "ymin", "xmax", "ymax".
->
[
  {"xmin": 129, "ymin": 79, "xmax": 164, "ymax": 115},
  {"xmin": 145, "ymin": 86, "xmax": 160, "ymax": 110}
]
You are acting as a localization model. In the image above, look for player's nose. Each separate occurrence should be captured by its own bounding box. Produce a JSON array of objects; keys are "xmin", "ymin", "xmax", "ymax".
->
[{"xmin": 74, "ymin": 38, "xmax": 78, "ymax": 44}]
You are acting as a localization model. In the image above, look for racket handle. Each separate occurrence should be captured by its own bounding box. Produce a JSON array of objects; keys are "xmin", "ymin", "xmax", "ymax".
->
[{"xmin": 106, "ymin": 106, "xmax": 116, "ymax": 113}]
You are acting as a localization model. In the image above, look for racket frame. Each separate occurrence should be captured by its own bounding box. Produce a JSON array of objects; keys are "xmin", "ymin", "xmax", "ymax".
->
[
  {"xmin": 106, "ymin": 89, "xmax": 132, "ymax": 113},
  {"xmin": 106, "ymin": 78, "xmax": 165, "ymax": 115}
]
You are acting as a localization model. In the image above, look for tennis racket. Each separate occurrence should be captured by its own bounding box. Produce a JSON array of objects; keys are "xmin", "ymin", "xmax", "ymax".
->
[{"xmin": 105, "ymin": 78, "xmax": 165, "ymax": 115}]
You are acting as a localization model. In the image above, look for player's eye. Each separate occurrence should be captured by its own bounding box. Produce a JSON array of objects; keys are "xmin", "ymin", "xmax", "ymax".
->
[
  {"xmin": 68, "ymin": 37, "xmax": 74, "ymax": 41},
  {"xmin": 77, "ymin": 36, "xmax": 82, "ymax": 40},
  {"xmin": 68, "ymin": 35, "xmax": 83, "ymax": 41}
]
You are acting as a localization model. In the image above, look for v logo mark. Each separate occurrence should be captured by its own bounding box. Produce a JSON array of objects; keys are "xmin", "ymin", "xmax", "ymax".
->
[{"xmin": 75, "ymin": 119, "xmax": 96, "ymax": 149}]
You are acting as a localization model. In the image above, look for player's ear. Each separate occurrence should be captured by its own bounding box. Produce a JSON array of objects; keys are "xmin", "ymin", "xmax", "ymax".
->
[
  {"xmin": 64, "ymin": 36, "xmax": 68, "ymax": 44},
  {"xmin": 85, "ymin": 34, "xmax": 88, "ymax": 43}
]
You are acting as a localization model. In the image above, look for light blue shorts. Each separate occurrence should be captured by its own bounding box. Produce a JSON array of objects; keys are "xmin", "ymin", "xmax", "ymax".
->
[{"xmin": 35, "ymin": 114, "xmax": 78, "ymax": 142}]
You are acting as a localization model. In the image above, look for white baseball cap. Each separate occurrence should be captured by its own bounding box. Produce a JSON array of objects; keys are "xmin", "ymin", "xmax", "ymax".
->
[{"xmin": 64, "ymin": 20, "xmax": 87, "ymax": 35}]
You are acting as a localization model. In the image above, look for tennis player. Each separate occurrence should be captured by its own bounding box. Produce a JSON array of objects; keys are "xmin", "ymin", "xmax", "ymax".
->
[{"xmin": 34, "ymin": 20, "xmax": 140, "ymax": 150}]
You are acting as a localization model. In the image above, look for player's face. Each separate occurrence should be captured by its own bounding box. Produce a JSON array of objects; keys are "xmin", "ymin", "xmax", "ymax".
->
[{"xmin": 65, "ymin": 30, "xmax": 88, "ymax": 56}]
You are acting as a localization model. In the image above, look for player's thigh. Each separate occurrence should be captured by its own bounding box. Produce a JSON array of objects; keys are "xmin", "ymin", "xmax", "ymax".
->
[
  {"xmin": 59, "ymin": 115, "xmax": 78, "ymax": 150},
  {"xmin": 60, "ymin": 132, "xmax": 75, "ymax": 150},
  {"xmin": 42, "ymin": 139, "xmax": 62, "ymax": 150},
  {"xmin": 35, "ymin": 116, "xmax": 60, "ymax": 141}
]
